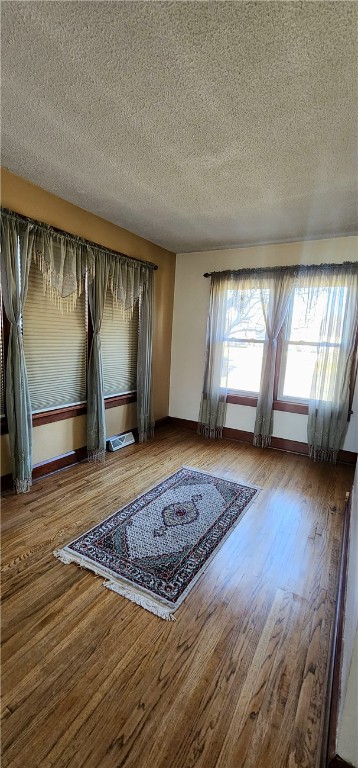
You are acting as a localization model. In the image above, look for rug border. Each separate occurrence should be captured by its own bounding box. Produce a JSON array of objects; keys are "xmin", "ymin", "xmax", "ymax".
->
[{"xmin": 54, "ymin": 466, "xmax": 261, "ymax": 621}]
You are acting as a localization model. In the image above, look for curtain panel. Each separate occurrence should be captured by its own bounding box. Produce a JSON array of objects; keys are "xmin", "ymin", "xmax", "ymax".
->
[
  {"xmin": 1, "ymin": 208, "xmax": 156, "ymax": 490},
  {"xmin": 32, "ymin": 229, "xmax": 88, "ymax": 311},
  {"xmin": 253, "ymin": 271, "xmax": 293, "ymax": 447},
  {"xmin": 86, "ymin": 253, "xmax": 155, "ymax": 459},
  {"xmin": 198, "ymin": 269, "xmax": 294, "ymax": 441},
  {"xmin": 0, "ymin": 217, "xmax": 33, "ymax": 492},
  {"xmin": 198, "ymin": 274, "xmax": 231, "ymax": 438},
  {"xmin": 199, "ymin": 263, "xmax": 358, "ymax": 463},
  {"xmin": 87, "ymin": 254, "xmax": 111, "ymax": 462},
  {"xmin": 304, "ymin": 264, "xmax": 358, "ymax": 462},
  {"xmin": 137, "ymin": 268, "xmax": 155, "ymax": 442}
]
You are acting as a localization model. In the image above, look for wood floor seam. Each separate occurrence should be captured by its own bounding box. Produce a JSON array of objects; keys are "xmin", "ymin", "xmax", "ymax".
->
[{"xmin": 1, "ymin": 426, "xmax": 354, "ymax": 768}]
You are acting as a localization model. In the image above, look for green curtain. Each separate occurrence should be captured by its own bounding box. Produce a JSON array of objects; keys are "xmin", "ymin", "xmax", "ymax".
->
[
  {"xmin": 1, "ymin": 207, "xmax": 157, "ymax": 480},
  {"xmin": 32, "ymin": 229, "xmax": 88, "ymax": 310},
  {"xmin": 137, "ymin": 268, "xmax": 155, "ymax": 442},
  {"xmin": 87, "ymin": 254, "xmax": 111, "ymax": 461},
  {"xmin": 1, "ymin": 218, "xmax": 33, "ymax": 492}
]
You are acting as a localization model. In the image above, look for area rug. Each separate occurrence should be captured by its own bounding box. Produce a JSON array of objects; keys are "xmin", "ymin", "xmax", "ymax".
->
[{"xmin": 54, "ymin": 466, "xmax": 260, "ymax": 620}]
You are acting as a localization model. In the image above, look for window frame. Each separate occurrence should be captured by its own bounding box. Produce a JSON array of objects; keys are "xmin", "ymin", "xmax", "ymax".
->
[
  {"xmin": 101, "ymin": 285, "xmax": 138, "ymax": 401},
  {"xmin": 228, "ymin": 278, "xmax": 355, "ymax": 417},
  {"xmin": 224, "ymin": 336, "xmax": 265, "ymax": 399},
  {"xmin": 275, "ymin": 283, "xmax": 347, "ymax": 409},
  {"xmin": 225, "ymin": 276, "xmax": 354, "ymax": 417},
  {"xmin": 223, "ymin": 286, "xmax": 268, "ymax": 400},
  {"xmin": 223, "ymin": 287, "xmax": 310, "ymax": 415}
]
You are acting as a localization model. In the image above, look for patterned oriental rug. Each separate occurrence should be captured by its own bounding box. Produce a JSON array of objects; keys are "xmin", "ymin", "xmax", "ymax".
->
[{"xmin": 54, "ymin": 467, "xmax": 260, "ymax": 620}]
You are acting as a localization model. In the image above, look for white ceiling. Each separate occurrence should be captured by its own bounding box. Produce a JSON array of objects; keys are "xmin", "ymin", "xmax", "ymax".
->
[{"xmin": 1, "ymin": 1, "xmax": 357, "ymax": 254}]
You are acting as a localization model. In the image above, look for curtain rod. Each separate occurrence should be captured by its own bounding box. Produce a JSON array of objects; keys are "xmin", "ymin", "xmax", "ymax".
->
[
  {"xmin": 203, "ymin": 262, "xmax": 358, "ymax": 278},
  {"xmin": 1, "ymin": 207, "xmax": 158, "ymax": 272}
]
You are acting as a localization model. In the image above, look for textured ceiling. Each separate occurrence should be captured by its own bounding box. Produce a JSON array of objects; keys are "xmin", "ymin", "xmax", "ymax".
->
[{"xmin": 1, "ymin": 1, "xmax": 357, "ymax": 253}]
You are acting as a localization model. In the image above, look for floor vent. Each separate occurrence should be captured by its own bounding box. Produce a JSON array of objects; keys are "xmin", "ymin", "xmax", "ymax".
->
[{"xmin": 107, "ymin": 432, "xmax": 135, "ymax": 452}]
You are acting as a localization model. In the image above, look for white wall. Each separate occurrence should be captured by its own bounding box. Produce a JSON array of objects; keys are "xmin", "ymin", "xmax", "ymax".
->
[
  {"xmin": 337, "ymin": 466, "xmax": 358, "ymax": 766},
  {"xmin": 170, "ymin": 236, "xmax": 358, "ymax": 453},
  {"xmin": 338, "ymin": 631, "xmax": 358, "ymax": 767}
]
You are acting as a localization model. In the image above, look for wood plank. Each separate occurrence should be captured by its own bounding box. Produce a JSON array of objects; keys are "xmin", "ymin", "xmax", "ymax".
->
[{"xmin": 1, "ymin": 426, "xmax": 354, "ymax": 768}]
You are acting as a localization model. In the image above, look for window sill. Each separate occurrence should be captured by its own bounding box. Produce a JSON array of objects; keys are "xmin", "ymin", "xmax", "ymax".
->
[
  {"xmin": 0, "ymin": 392, "xmax": 137, "ymax": 434},
  {"xmin": 226, "ymin": 394, "xmax": 258, "ymax": 407},
  {"xmin": 273, "ymin": 400, "xmax": 308, "ymax": 415},
  {"xmin": 104, "ymin": 393, "xmax": 137, "ymax": 410},
  {"xmin": 226, "ymin": 393, "xmax": 308, "ymax": 415}
]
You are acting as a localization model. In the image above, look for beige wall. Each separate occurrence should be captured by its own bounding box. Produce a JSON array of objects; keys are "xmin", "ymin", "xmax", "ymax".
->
[
  {"xmin": 1, "ymin": 168, "xmax": 176, "ymax": 475},
  {"xmin": 170, "ymin": 237, "xmax": 358, "ymax": 452}
]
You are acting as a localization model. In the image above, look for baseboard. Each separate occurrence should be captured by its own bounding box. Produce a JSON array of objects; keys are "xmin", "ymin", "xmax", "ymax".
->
[
  {"xmin": 329, "ymin": 756, "xmax": 356, "ymax": 768},
  {"xmin": 170, "ymin": 417, "xmax": 198, "ymax": 432},
  {"xmin": 33, "ymin": 447, "xmax": 88, "ymax": 479},
  {"xmin": 1, "ymin": 447, "xmax": 89, "ymax": 492},
  {"xmin": 1, "ymin": 473, "xmax": 14, "ymax": 492},
  {"xmin": 169, "ymin": 417, "xmax": 357, "ymax": 466},
  {"xmin": 1, "ymin": 418, "xmax": 172, "ymax": 492},
  {"xmin": 321, "ymin": 490, "xmax": 353, "ymax": 767},
  {"xmin": 155, "ymin": 416, "xmax": 171, "ymax": 429},
  {"xmin": 1, "ymin": 416, "xmax": 356, "ymax": 492}
]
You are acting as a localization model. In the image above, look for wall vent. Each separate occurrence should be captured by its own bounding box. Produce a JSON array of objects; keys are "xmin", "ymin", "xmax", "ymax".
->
[{"xmin": 107, "ymin": 432, "xmax": 135, "ymax": 452}]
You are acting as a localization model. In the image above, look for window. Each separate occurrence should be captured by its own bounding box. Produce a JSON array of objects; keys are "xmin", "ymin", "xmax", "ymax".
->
[
  {"xmin": 223, "ymin": 278, "xmax": 351, "ymax": 409},
  {"xmin": 101, "ymin": 289, "xmax": 138, "ymax": 398},
  {"xmin": 279, "ymin": 284, "xmax": 348, "ymax": 403},
  {"xmin": 0, "ymin": 261, "xmax": 139, "ymax": 424},
  {"xmin": 200, "ymin": 263, "xmax": 357, "ymax": 451},
  {"xmin": 222, "ymin": 288, "xmax": 267, "ymax": 394},
  {"xmin": 0, "ymin": 214, "xmax": 148, "ymax": 437},
  {"xmin": 23, "ymin": 261, "xmax": 87, "ymax": 412}
]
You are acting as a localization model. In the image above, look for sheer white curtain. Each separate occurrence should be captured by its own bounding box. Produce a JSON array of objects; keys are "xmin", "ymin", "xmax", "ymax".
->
[
  {"xmin": 199, "ymin": 263, "xmax": 358, "ymax": 462},
  {"xmin": 302, "ymin": 265, "xmax": 358, "ymax": 462},
  {"xmin": 254, "ymin": 271, "xmax": 293, "ymax": 447},
  {"xmin": 198, "ymin": 274, "xmax": 231, "ymax": 437},
  {"xmin": 198, "ymin": 270, "xmax": 281, "ymax": 438}
]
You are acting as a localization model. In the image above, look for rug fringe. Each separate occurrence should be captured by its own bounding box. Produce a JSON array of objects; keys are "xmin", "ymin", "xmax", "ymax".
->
[
  {"xmin": 53, "ymin": 548, "xmax": 176, "ymax": 621},
  {"xmin": 104, "ymin": 581, "xmax": 176, "ymax": 621},
  {"xmin": 53, "ymin": 549, "xmax": 75, "ymax": 565}
]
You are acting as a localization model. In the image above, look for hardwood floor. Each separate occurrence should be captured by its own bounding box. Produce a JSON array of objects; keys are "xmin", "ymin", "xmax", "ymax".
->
[{"xmin": 1, "ymin": 426, "xmax": 355, "ymax": 768}]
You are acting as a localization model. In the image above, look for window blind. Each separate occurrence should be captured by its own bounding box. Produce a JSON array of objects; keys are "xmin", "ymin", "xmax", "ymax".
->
[
  {"xmin": 101, "ymin": 289, "xmax": 138, "ymax": 397},
  {"xmin": 23, "ymin": 262, "xmax": 87, "ymax": 413}
]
